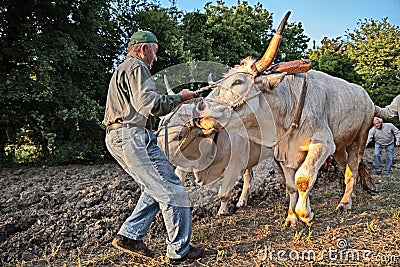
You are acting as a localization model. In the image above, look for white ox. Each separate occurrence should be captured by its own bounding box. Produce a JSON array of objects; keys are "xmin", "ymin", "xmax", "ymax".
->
[
  {"xmin": 157, "ymin": 103, "xmax": 274, "ymax": 215},
  {"xmin": 197, "ymin": 12, "xmax": 375, "ymax": 227}
]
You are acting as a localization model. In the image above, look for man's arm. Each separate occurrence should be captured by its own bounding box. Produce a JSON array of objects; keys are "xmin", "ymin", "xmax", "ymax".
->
[
  {"xmin": 366, "ymin": 127, "xmax": 375, "ymax": 146},
  {"xmin": 390, "ymin": 123, "xmax": 400, "ymax": 146},
  {"xmin": 374, "ymin": 95, "xmax": 400, "ymax": 119},
  {"xmin": 128, "ymin": 62, "xmax": 183, "ymax": 117},
  {"xmin": 150, "ymin": 90, "xmax": 197, "ymax": 117}
]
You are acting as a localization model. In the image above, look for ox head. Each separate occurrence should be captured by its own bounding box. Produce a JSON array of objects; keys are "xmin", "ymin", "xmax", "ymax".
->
[
  {"xmin": 158, "ymin": 107, "xmax": 254, "ymax": 187},
  {"xmin": 158, "ymin": 75, "xmax": 219, "ymax": 172},
  {"xmin": 159, "ymin": 76, "xmax": 255, "ymax": 187},
  {"xmin": 196, "ymin": 12, "xmax": 291, "ymax": 147},
  {"xmin": 157, "ymin": 102, "xmax": 218, "ymax": 174}
]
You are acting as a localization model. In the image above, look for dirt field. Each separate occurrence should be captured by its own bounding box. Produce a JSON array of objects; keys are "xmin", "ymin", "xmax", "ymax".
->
[{"xmin": 1, "ymin": 147, "xmax": 399, "ymax": 267}]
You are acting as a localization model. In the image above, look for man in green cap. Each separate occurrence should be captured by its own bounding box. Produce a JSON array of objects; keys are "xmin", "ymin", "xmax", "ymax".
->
[{"xmin": 103, "ymin": 30, "xmax": 204, "ymax": 261}]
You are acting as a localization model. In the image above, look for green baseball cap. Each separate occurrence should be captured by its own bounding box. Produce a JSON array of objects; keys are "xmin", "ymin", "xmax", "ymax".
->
[{"xmin": 128, "ymin": 31, "xmax": 158, "ymax": 46}]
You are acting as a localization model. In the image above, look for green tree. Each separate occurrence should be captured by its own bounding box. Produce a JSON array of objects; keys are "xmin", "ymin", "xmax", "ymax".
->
[
  {"xmin": 0, "ymin": 0, "xmax": 150, "ymax": 164},
  {"xmin": 203, "ymin": 0, "xmax": 274, "ymax": 65},
  {"xmin": 346, "ymin": 18, "xmax": 400, "ymax": 105},
  {"xmin": 278, "ymin": 21, "xmax": 310, "ymax": 62},
  {"xmin": 307, "ymin": 37, "xmax": 361, "ymax": 84},
  {"xmin": 182, "ymin": 1, "xmax": 308, "ymax": 66},
  {"xmin": 181, "ymin": 11, "xmax": 213, "ymax": 61}
]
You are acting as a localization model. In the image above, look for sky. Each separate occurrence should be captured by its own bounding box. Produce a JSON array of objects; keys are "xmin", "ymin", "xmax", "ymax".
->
[{"xmin": 158, "ymin": 0, "xmax": 400, "ymax": 47}]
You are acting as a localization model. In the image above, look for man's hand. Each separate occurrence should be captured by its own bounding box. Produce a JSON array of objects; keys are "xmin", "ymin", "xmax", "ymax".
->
[
  {"xmin": 179, "ymin": 89, "xmax": 198, "ymax": 102},
  {"xmin": 396, "ymin": 140, "xmax": 400, "ymax": 146}
]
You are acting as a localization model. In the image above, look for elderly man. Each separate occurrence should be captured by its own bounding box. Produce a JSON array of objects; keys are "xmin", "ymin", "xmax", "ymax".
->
[
  {"xmin": 103, "ymin": 30, "xmax": 203, "ymax": 261},
  {"xmin": 366, "ymin": 117, "xmax": 400, "ymax": 174}
]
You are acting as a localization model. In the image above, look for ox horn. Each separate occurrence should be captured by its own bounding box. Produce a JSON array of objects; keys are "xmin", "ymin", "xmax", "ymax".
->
[
  {"xmin": 252, "ymin": 11, "xmax": 291, "ymax": 74},
  {"xmin": 163, "ymin": 74, "xmax": 175, "ymax": 95},
  {"xmin": 207, "ymin": 73, "xmax": 213, "ymax": 85}
]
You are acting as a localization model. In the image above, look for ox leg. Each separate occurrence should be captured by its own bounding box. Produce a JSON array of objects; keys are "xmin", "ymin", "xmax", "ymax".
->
[
  {"xmin": 175, "ymin": 166, "xmax": 189, "ymax": 186},
  {"xmin": 333, "ymin": 148, "xmax": 348, "ymax": 191},
  {"xmin": 217, "ymin": 188, "xmax": 232, "ymax": 215},
  {"xmin": 281, "ymin": 166, "xmax": 299, "ymax": 228},
  {"xmin": 217, "ymin": 165, "xmax": 246, "ymax": 215},
  {"xmin": 335, "ymin": 143, "xmax": 363, "ymax": 211},
  {"xmin": 295, "ymin": 140, "xmax": 335, "ymax": 225},
  {"xmin": 236, "ymin": 168, "xmax": 253, "ymax": 208}
]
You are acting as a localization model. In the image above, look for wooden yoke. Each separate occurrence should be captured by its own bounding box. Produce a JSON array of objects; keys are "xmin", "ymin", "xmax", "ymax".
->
[{"xmin": 269, "ymin": 59, "xmax": 311, "ymax": 75}]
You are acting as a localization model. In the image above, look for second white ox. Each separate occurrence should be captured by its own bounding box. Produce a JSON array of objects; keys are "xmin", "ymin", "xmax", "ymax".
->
[
  {"xmin": 197, "ymin": 12, "xmax": 375, "ymax": 227},
  {"xmin": 157, "ymin": 102, "xmax": 273, "ymax": 215}
]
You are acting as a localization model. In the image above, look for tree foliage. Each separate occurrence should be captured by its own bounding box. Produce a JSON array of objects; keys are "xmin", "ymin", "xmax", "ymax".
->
[
  {"xmin": 203, "ymin": 0, "xmax": 274, "ymax": 65},
  {"xmin": 5, "ymin": 0, "xmax": 397, "ymax": 165},
  {"xmin": 192, "ymin": 1, "xmax": 309, "ymax": 66},
  {"xmin": 307, "ymin": 37, "xmax": 360, "ymax": 84},
  {"xmin": 346, "ymin": 18, "xmax": 400, "ymax": 105},
  {"xmin": 181, "ymin": 12, "xmax": 213, "ymax": 62},
  {"xmin": 277, "ymin": 21, "xmax": 309, "ymax": 62},
  {"xmin": 0, "ymin": 0, "xmax": 151, "ymax": 164}
]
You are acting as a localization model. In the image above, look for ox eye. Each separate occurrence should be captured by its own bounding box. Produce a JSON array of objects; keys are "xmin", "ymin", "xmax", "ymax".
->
[{"xmin": 232, "ymin": 79, "xmax": 243, "ymax": 86}]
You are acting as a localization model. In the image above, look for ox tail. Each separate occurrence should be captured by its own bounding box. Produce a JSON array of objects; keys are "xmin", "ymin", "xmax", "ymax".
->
[{"xmin": 357, "ymin": 160, "xmax": 377, "ymax": 195}]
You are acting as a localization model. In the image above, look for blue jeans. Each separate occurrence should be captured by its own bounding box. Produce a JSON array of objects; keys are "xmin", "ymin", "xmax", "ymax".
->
[
  {"xmin": 374, "ymin": 142, "xmax": 394, "ymax": 174},
  {"xmin": 105, "ymin": 126, "xmax": 191, "ymax": 259}
]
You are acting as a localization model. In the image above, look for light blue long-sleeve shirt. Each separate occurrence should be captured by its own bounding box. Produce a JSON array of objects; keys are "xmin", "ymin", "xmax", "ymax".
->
[{"xmin": 366, "ymin": 123, "xmax": 400, "ymax": 146}]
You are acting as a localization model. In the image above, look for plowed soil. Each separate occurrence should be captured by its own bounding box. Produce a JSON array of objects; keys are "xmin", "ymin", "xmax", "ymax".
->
[{"xmin": 1, "ymin": 148, "xmax": 399, "ymax": 267}]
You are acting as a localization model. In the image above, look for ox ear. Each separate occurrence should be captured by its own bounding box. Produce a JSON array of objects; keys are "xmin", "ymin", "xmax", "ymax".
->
[{"xmin": 256, "ymin": 72, "xmax": 286, "ymax": 92}]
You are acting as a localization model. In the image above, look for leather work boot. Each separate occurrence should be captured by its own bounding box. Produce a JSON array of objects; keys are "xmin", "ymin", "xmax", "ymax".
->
[
  {"xmin": 168, "ymin": 246, "xmax": 205, "ymax": 262},
  {"xmin": 111, "ymin": 234, "xmax": 154, "ymax": 258}
]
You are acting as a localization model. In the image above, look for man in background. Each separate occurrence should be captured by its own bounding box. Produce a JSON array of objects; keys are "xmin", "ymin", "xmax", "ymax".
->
[{"xmin": 366, "ymin": 117, "xmax": 400, "ymax": 175}]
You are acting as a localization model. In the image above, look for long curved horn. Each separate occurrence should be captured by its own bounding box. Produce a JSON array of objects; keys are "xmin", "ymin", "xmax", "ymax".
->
[
  {"xmin": 164, "ymin": 75, "xmax": 175, "ymax": 95},
  {"xmin": 252, "ymin": 11, "xmax": 291, "ymax": 74},
  {"xmin": 207, "ymin": 73, "xmax": 213, "ymax": 85}
]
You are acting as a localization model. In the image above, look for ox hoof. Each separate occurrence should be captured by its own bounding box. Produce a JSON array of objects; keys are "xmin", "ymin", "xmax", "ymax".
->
[
  {"xmin": 217, "ymin": 209, "xmax": 231, "ymax": 216},
  {"xmin": 236, "ymin": 200, "xmax": 247, "ymax": 208},
  {"xmin": 335, "ymin": 202, "xmax": 352, "ymax": 212},
  {"xmin": 284, "ymin": 215, "xmax": 298, "ymax": 228},
  {"xmin": 298, "ymin": 212, "xmax": 314, "ymax": 226},
  {"xmin": 295, "ymin": 208, "xmax": 315, "ymax": 227}
]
